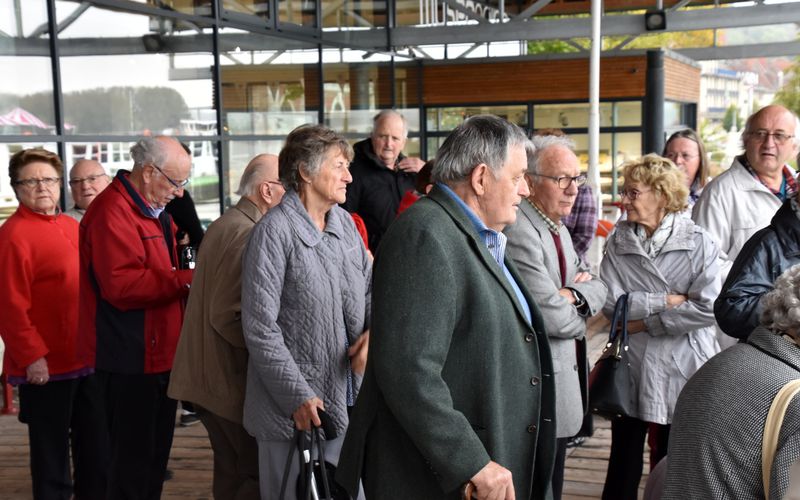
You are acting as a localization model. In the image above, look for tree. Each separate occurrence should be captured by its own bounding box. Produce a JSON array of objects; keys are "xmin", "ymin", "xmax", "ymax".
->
[
  {"xmin": 722, "ymin": 104, "xmax": 743, "ymax": 132},
  {"xmin": 775, "ymin": 57, "xmax": 800, "ymax": 118}
]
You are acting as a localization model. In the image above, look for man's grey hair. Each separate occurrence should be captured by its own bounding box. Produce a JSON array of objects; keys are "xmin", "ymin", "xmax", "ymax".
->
[
  {"xmin": 740, "ymin": 107, "xmax": 800, "ymax": 149},
  {"xmin": 432, "ymin": 115, "xmax": 532, "ymax": 184},
  {"xmin": 130, "ymin": 137, "xmax": 170, "ymax": 169},
  {"xmin": 236, "ymin": 155, "xmax": 273, "ymax": 197},
  {"xmin": 528, "ymin": 135, "xmax": 576, "ymax": 175},
  {"xmin": 760, "ymin": 264, "xmax": 800, "ymax": 333},
  {"xmin": 372, "ymin": 109, "xmax": 408, "ymax": 139}
]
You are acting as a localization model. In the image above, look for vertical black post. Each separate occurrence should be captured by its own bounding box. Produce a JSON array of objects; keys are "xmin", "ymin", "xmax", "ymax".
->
[
  {"xmin": 644, "ymin": 49, "xmax": 665, "ymax": 155},
  {"xmin": 212, "ymin": 0, "xmax": 226, "ymax": 214},
  {"xmin": 317, "ymin": 46, "xmax": 324, "ymax": 125},
  {"xmin": 46, "ymin": 0, "xmax": 67, "ymax": 211}
]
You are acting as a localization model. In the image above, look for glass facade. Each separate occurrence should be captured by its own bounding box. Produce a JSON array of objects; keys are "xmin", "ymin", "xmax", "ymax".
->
[{"xmin": 1, "ymin": 0, "xmax": 665, "ymax": 223}]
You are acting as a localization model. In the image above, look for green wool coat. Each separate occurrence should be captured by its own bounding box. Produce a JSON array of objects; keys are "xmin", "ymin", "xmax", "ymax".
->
[{"xmin": 337, "ymin": 186, "xmax": 556, "ymax": 500}]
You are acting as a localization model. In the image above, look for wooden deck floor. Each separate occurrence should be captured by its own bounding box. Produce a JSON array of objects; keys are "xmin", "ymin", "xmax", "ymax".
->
[{"xmin": 0, "ymin": 316, "xmax": 651, "ymax": 499}]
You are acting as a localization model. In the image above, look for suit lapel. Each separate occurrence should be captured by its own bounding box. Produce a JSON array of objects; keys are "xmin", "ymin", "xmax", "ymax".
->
[{"xmin": 428, "ymin": 187, "xmax": 534, "ymax": 329}]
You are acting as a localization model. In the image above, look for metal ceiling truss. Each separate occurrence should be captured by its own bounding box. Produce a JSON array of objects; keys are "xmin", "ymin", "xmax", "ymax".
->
[{"xmin": 4, "ymin": 0, "xmax": 799, "ymax": 60}]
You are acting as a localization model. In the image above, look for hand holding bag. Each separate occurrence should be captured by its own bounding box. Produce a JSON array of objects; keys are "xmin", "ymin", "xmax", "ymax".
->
[
  {"xmin": 762, "ymin": 378, "xmax": 800, "ymax": 499},
  {"xmin": 279, "ymin": 410, "xmax": 350, "ymax": 500},
  {"xmin": 588, "ymin": 294, "xmax": 635, "ymax": 419}
]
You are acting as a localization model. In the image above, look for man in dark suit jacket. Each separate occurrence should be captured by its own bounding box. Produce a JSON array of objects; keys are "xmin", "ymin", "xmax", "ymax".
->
[{"xmin": 338, "ymin": 115, "xmax": 556, "ymax": 500}]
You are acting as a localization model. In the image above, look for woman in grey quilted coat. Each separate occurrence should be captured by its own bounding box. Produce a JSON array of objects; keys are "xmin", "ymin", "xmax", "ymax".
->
[
  {"xmin": 242, "ymin": 124, "xmax": 371, "ymax": 500},
  {"xmin": 599, "ymin": 155, "xmax": 721, "ymax": 500},
  {"xmin": 663, "ymin": 264, "xmax": 800, "ymax": 500}
]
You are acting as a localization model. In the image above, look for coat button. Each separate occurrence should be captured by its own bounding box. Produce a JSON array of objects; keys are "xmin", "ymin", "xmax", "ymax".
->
[
  {"xmin": 524, "ymin": 333, "xmax": 534, "ymax": 343},
  {"xmin": 527, "ymin": 424, "xmax": 537, "ymax": 433},
  {"xmin": 530, "ymin": 376, "xmax": 539, "ymax": 386},
  {"xmin": 573, "ymin": 364, "xmax": 578, "ymax": 371}
]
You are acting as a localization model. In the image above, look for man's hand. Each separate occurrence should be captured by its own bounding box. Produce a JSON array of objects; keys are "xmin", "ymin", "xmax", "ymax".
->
[
  {"xmin": 470, "ymin": 461, "xmax": 515, "ymax": 500},
  {"xmin": 26, "ymin": 357, "xmax": 49, "ymax": 385},
  {"xmin": 348, "ymin": 330, "xmax": 370, "ymax": 375},
  {"xmin": 397, "ymin": 157, "xmax": 425, "ymax": 174},
  {"xmin": 558, "ymin": 288, "xmax": 576, "ymax": 304},
  {"xmin": 292, "ymin": 397, "xmax": 324, "ymax": 431},
  {"xmin": 666, "ymin": 294, "xmax": 688, "ymax": 309},
  {"xmin": 573, "ymin": 272, "xmax": 592, "ymax": 283}
]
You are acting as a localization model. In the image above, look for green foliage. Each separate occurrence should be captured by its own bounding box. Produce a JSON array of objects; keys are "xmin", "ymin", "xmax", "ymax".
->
[
  {"xmin": 775, "ymin": 58, "xmax": 800, "ymax": 119},
  {"xmin": 722, "ymin": 104, "xmax": 743, "ymax": 132}
]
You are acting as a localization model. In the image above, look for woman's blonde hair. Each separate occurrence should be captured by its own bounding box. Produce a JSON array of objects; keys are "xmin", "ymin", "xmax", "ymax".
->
[{"xmin": 621, "ymin": 154, "xmax": 689, "ymax": 214}]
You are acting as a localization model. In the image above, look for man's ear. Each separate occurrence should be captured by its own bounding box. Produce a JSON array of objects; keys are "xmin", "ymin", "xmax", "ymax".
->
[
  {"xmin": 259, "ymin": 181, "xmax": 271, "ymax": 204},
  {"xmin": 469, "ymin": 163, "xmax": 489, "ymax": 196}
]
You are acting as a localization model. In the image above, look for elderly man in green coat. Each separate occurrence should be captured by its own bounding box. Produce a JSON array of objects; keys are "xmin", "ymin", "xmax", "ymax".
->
[{"xmin": 338, "ymin": 115, "xmax": 556, "ymax": 500}]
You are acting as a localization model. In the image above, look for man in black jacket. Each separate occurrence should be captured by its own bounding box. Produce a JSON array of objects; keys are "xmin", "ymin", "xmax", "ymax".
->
[
  {"xmin": 715, "ymin": 190, "xmax": 800, "ymax": 340},
  {"xmin": 342, "ymin": 110, "xmax": 424, "ymax": 250}
]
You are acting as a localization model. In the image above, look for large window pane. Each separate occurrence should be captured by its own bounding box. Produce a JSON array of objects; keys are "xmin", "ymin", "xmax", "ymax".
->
[
  {"xmin": 221, "ymin": 32, "xmax": 319, "ymax": 136},
  {"xmin": 321, "ymin": 0, "xmax": 387, "ymax": 29},
  {"xmin": 533, "ymin": 102, "xmax": 612, "ymax": 129},
  {"xmin": 0, "ymin": 0, "xmax": 55, "ymax": 137},
  {"xmin": 614, "ymin": 101, "xmax": 642, "ymax": 127},
  {"xmin": 56, "ymin": 4, "xmax": 215, "ymax": 137},
  {"xmin": 426, "ymin": 105, "xmax": 528, "ymax": 133},
  {"xmin": 570, "ymin": 132, "xmax": 641, "ymax": 205},
  {"xmin": 224, "ymin": 140, "xmax": 283, "ymax": 209},
  {"xmin": 322, "ymin": 56, "xmax": 390, "ymax": 134},
  {"xmin": 65, "ymin": 139, "xmax": 220, "ymax": 221}
]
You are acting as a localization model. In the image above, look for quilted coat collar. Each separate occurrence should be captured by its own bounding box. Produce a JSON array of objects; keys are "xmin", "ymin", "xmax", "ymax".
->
[{"xmin": 280, "ymin": 189, "xmax": 347, "ymax": 247}]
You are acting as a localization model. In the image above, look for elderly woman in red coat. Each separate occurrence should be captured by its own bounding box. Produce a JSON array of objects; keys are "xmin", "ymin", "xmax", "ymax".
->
[{"xmin": 0, "ymin": 149, "xmax": 108, "ymax": 500}]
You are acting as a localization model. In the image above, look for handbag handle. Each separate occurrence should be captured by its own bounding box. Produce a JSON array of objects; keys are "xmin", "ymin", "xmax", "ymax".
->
[
  {"xmin": 762, "ymin": 379, "xmax": 800, "ymax": 499},
  {"xmin": 607, "ymin": 294, "xmax": 629, "ymax": 353}
]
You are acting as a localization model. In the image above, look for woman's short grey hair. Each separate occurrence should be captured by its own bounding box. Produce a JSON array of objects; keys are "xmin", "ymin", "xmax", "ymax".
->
[
  {"xmin": 130, "ymin": 137, "xmax": 169, "ymax": 169},
  {"xmin": 760, "ymin": 264, "xmax": 800, "ymax": 333},
  {"xmin": 279, "ymin": 124, "xmax": 354, "ymax": 192},
  {"xmin": 432, "ymin": 115, "xmax": 532, "ymax": 184},
  {"xmin": 528, "ymin": 135, "xmax": 575, "ymax": 175}
]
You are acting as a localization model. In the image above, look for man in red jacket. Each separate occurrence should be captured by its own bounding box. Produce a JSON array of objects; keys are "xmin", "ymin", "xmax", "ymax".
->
[{"xmin": 79, "ymin": 136, "xmax": 193, "ymax": 500}]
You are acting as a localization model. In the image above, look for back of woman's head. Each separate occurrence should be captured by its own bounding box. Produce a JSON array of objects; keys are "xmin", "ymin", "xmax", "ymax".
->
[
  {"xmin": 621, "ymin": 154, "xmax": 689, "ymax": 214},
  {"xmin": 279, "ymin": 124, "xmax": 353, "ymax": 192},
  {"xmin": 760, "ymin": 264, "xmax": 800, "ymax": 334}
]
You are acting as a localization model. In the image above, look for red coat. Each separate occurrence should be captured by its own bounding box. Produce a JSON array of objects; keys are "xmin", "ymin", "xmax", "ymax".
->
[
  {"xmin": 0, "ymin": 205, "xmax": 86, "ymax": 379},
  {"xmin": 79, "ymin": 172, "xmax": 192, "ymax": 374}
]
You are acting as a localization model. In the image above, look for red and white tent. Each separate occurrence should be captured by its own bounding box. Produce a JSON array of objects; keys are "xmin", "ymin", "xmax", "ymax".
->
[{"xmin": 0, "ymin": 107, "xmax": 49, "ymax": 128}]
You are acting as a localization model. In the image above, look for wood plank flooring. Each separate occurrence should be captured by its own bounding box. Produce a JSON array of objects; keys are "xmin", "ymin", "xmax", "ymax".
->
[{"xmin": 0, "ymin": 314, "xmax": 652, "ymax": 499}]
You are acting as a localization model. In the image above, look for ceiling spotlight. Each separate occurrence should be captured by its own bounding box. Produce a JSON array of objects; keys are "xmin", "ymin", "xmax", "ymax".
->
[
  {"xmin": 142, "ymin": 34, "xmax": 165, "ymax": 53},
  {"xmin": 644, "ymin": 10, "xmax": 667, "ymax": 31}
]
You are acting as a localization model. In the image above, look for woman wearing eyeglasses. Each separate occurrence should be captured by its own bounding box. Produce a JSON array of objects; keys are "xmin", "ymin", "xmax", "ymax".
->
[
  {"xmin": 663, "ymin": 128, "xmax": 710, "ymax": 213},
  {"xmin": 0, "ymin": 149, "xmax": 108, "ymax": 499},
  {"xmin": 598, "ymin": 154, "xmax": 721, "ymax": 500}
]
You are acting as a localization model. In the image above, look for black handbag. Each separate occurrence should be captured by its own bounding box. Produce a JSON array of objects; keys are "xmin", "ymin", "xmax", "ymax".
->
[
  {"xmin": 588, "ymin": 294, "xmax": 635, "ymax": 419},
  {"xmin": 279, "ymin": 410, "xmax": 350, "ymax": 500}
]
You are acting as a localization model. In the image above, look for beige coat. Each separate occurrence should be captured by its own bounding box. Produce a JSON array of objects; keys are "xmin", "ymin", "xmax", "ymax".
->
[{"xmin": 168, "ymin": 197, "xmax": 262, "ymax": 424}]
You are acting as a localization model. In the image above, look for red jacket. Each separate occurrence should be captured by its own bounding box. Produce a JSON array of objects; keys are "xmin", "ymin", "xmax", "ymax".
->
[
  {"xmin": 79, "ymin": 171, "xmax": 192, "ymax": 374},
  {"xmin": 0, "ymin": 205, "xmax": 86, "ymax": 379}
]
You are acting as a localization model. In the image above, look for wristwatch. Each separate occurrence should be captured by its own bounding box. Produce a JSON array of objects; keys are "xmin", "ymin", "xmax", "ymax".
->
[{"xmin": 570, "ymin": 289, "xmax": 586, "ymax": 309}]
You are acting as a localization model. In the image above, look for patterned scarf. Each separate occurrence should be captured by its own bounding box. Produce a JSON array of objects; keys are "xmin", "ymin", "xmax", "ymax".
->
[
  {"xmin": 739, "ymin": 154, "xmax": 798, "ymax": 202},
  {"xmin": 635, "ymin": 212, "xmax": 676, "ymax": 259}
]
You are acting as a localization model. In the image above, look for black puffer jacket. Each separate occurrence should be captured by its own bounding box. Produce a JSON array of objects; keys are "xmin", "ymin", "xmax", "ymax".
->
[
  {"xmin": 715, "ymin": 200, "xmax": 800, "ymax": 339},
  {"xmin": 341, "ymin": 139, "xmax": 416, "ymax": 251}
]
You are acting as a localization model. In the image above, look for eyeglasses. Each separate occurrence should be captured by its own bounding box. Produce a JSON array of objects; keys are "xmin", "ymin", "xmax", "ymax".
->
[
  {"xmin": 532, "ymin": 173, "xmax": 587, "ymax": 189},
  {"xmin": 619, "ymin": 188, "xmax": 652, "ymax": 201},
  {"xmin": 13, "ymin": 177, "xmax": 61, "ymax": 188},
  {"xmin": 69, "ymin": 174, "xmax": 108, "ymax": 186},
  {"xmin": 748, "ymin": 130, "xmax": 795, "ymax": 145},
  {"xmin": 266, "ymin": 180, "xmax": 283, "ymax": 188},
  {"xmin": 665, "ymin": 152, "xmax": 698, "ymax": 162},
  {"xmin": 151, "ymin": 163, "xmax": 189, "ymax": 190}
]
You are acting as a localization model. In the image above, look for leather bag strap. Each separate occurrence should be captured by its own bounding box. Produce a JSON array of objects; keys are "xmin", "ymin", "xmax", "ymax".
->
[{"xmin": 762, "ymin": 378, "xmax": 800, "ymax": 499}]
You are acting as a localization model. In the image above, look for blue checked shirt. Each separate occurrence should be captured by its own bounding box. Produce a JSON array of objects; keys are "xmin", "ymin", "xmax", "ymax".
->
[{"xmin": 437, "ymin": 183, "xmax": 532, "ymax": 325}]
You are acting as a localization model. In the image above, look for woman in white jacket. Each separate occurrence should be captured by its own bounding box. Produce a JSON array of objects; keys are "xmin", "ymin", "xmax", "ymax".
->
[{"xmin": 599, "ymin": 154, "xmax": 721, "ymax": 500}]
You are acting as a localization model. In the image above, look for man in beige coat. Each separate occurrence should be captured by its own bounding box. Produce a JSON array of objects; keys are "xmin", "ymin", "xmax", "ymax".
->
[{"xmin": 168, "ymin": 154, "xmax": 285, "ymax": 499}]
